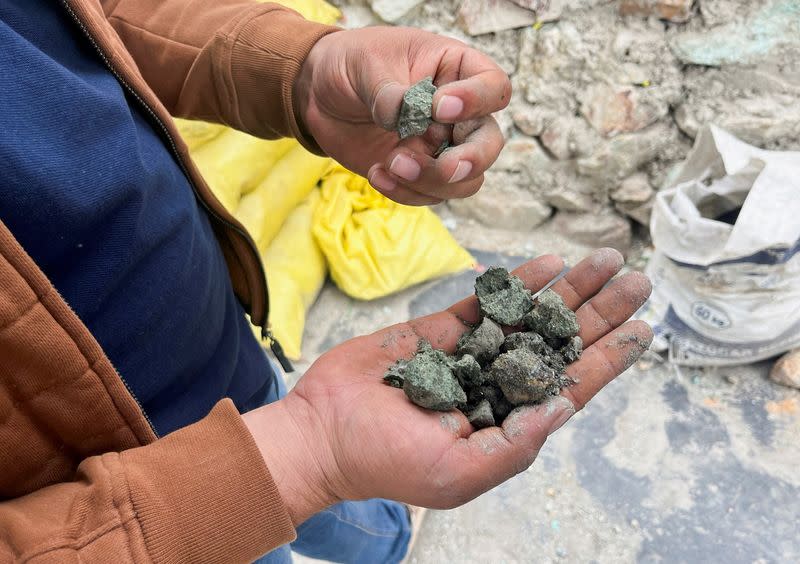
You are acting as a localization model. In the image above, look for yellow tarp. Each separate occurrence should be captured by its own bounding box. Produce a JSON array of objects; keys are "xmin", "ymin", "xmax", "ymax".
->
[
  {"xmin": 314, "ymin": 167, "xmax": 475, "ymax": 301},
  {"xmin": 261, "ymin": 191, "xmax": 327, "ymax": 360}
]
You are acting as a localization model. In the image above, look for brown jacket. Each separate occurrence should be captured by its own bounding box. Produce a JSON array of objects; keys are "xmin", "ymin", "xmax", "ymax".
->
[{"xmin": 0, "ymin": 1, "xmax": 338, "ymax": 562}]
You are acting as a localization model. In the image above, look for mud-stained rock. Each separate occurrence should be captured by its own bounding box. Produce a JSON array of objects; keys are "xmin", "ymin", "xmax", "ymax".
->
[
  {"xmin": 457, "ymin": 317, "xmax": 505, "ymax": 365},
  {"xmin": 475, "ymin": 267, "xmax": 535, "ymax": 326},
  {"xmin": 402, "ymin": 342, "xmax": 467, "ymax": 411},
  {"xmin": 467, "ymin": 400, "xmax": 496, "ymax": 430},
  {"xmin": 523, "ymin": 289, "xmax": 580, "ymax": 340},
  {"xmin": 489, "ymin": 347, "xmax": 566, "ymax": 405}
]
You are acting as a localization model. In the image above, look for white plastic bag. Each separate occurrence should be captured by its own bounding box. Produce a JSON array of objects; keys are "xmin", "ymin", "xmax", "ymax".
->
[{"xmin": 639, "ymin": 125, "xmax": 800, "ymax": 366}]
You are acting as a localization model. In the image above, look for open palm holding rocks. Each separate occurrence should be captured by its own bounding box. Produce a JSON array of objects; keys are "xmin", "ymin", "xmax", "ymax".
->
[{"xmin": 243, "ymin": 248, "xmax": 653, "ymax": 525}]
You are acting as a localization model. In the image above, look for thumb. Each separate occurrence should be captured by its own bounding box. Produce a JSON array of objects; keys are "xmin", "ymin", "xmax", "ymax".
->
[
  {"xmin": 504, "ymin": 395, "xmax": 576, "ymax": 439},
  {"xmin": 369, "ymin": 80, "xmax": 407, "ymax": 130},
  {"xmin": 437, "ymin": 395, "xmax": 576, "ymax": 507}
]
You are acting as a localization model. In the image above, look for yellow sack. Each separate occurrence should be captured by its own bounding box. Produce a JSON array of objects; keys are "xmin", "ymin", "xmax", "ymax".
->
[
  {"xmin": 174, "ymin": 119, "xmax": 227, "ymax": 151},
  {"xmin": 258, "ymin": 0, "xmax": 341, "ymax": 21},
  {"xmin": 314, "ymin": 167, "xmax": 475, "ymax": 300},
  {"xmin": 236, "ymin": 144, "xmax": 332, "ymax": 253},
  {"xmin": 190, "ymin": 131, "xmax": 297, "ymax": 213},
  {"xmin": 258, "ymin": 190, "xmax": 327, "ymax": 360}
]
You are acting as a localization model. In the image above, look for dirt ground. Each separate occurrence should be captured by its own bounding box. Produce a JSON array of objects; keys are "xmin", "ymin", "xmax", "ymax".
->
[{"xmin": 287, "ymin": 236, "xmax": 800, "ymax": 563}]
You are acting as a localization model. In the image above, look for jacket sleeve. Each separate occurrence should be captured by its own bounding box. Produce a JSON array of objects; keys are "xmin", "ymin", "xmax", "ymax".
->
[
  {"xmin": 99, "ymin": 0, "xmax": 340, "ymax": 150},
  {"xmin": 0, "ymin": 400, "xmax": 295, "ymax": 563}
]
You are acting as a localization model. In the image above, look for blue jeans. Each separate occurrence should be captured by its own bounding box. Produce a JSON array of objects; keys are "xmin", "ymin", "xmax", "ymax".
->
[{"xmin": 252, "ymin": 365, "xmax": 411, "ymax": 564}]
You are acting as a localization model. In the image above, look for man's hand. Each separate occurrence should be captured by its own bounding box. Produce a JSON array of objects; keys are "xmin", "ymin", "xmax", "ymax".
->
[
  {"xmin": 244, "ymin": 249, "xmax": 653, "ymax": 525},
  {"xmin": 293, "ymin": 27, "xmax": 511, "ymax": 206}
]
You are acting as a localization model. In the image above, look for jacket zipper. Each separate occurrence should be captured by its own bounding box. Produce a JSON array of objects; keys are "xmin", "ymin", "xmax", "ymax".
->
[{"xmin": 59, "ymin": 0, "xmax": 294, "ymax": 376}]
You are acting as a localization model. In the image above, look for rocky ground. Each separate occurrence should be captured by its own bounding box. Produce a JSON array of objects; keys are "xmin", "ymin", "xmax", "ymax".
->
[{"xmin": 289, "ymin": 0, "xmax": 800, "ymax": 561}]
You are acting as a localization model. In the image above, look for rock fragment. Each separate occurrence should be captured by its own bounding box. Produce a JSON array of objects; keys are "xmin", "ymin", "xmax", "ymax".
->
[
  {"xmin": 367, "ymin": 0, "xmax": 424, "ymax": 23},
  {"xmin": 457, "ymin": 0, "xmax": 537, "ymax": 36},
  {"xmin": 397, "ymin": 77, "xmax": 436, "ymax": 139},
  {"xmin": 770, "ymin": 349, "xmax": 800, "ymax": 390},
  {"xmin": 456, "ymin": 318, "xmax": 505, "ymax": 366},
  {"xmin": 475, "ymin": 267, "xmax": 535, "ymax": 326},
  {"xmin": 523, "ymin": 289, "xmax": 580, "ymax": 340},
  {"xmin": 402, "ymin": 342, "xmax": 466, "ymax": 411},
  {"xmin": 502, "ymin": 331, "xmax": 547, "ymax": 355},
  {"xmin": 452, "ymin": 354, "xmax": 484, "ymax": 388},
  {"xmin": 489, "ymin": 348, "xmax": 564, "ymax": 405},
  {"xmin": 552, "ymin": 211, "xmax": 633, "ymax": 254},
  {"xmin": 619, "ymin": 0, "xmax": 694, "ymax": 23},
  {"xmin": 383, "ymin": 360, "xmax": 407, "ymax": 388},
  {"xmin": 467, "ymin": 400, "xmax": 496, "ymax": 430}
]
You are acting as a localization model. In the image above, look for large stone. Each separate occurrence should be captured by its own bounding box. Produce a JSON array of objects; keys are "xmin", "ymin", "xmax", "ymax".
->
[
  {"xmin": 528, "ymin": 160, "xmax": 604, "ymax": 213},
  {"xmin": 508, "ymin": 0, "xmax": 549, "ymax": 10},
  {"xmin": 457, "ymin": 0, "xmax": 538, "ymax": 36},
  {"xmin": 511, "ymin": 102, "xmax": 553, "ymax": 137},
  {"xmin": 552, "ymin": 210, "xmax": 633, "ymax": 253},
  {"xmin": 612, "ymin": 173, "xmax": 656, "ymax": 226},
  {"xmin": 579, "ymin": 84, "xmax": 669, "ymax": 137},
  {"xmin": 611, "ymin": 173, "xmax": 655, "ymax": 205},
  {"xmin": 700, "ymin": 0, "xmax": 755, "ymax": 28},
  {"xmin": 615, "ymin": 200, "xmax": 654, "ymax": 226},
  {"xmin": 770, "ymin": 349, "xmax": 800, "ymax": 390},
  {"xmin": 368, "ymin": 0, "xmax": 424, "ymax": 23},
  {"xmin": 339, "ymin": 5, "xmax": 382, "ymax": 29},
  {"xmin": 467, "ymin": 29, "xmax": 522, "ymax": 76},
  {"xmin": 448, "ymin": 171, "xmax": 553, "ymax": 231},
  {"xmin": 493, "ymin": 137, "xmax": 545, "ymax": 175},
  {"xmin": 670, "ymin": 1, "xmax": 800, "ymax": 66},
  {"xmin": 675, "ymin": 68, "xmax": 800, "ymax": 150},
  {"xmin": 577, "ymin": 123, "xmax": 678, "ymax": 187},
  {"xmin": 619, "ymin": 0, "xmax": 694, "ymax": 22},
  {"xmin": 540, "ymin": 116, "xmax": 601, "ymax": 160}
]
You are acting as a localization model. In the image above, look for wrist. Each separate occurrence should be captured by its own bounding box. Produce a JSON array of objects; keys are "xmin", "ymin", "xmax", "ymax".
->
[
  {"xmin": 292, "ymin": 32, "xmax": 338, "ymax": 152},
  {"xmin": 242, "ymin": 395, "xmax": 339, "ymax": 526}
]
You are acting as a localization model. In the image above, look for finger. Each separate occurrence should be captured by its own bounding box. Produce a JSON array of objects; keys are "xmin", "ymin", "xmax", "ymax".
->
[
  {"xmin": 432, "ymin": 50, "xmax": 512, "ymax": 123},
  {"xmin": 367, "ymin": 164, "xmax": 443, "ymax": 206},
  {"xmin": 576, "ymin": 272, "xmax": 653, "ymax": 347},
  {"xmin": 383, "ymin": 117, "xmax": 504, "ymax": 199},
  {"xmin": 550, "ymin": 247, "xmax": 625, "ymax": 311},
  {"xmin": 563, "ymin": 320, "xmax": 653, "ymax": 411},
  {"xmin": 428, "ymin": 395, "xmax": 574, "ymax": 508},
  {"xmin": 370, "ymin": 80, "xmax": 407, "ymax": 130}
]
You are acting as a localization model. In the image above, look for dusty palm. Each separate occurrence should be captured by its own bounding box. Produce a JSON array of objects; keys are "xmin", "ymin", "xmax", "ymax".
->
[{"xmin": 288, "ymin": 248, "xmax": 653, "ymax": 509}]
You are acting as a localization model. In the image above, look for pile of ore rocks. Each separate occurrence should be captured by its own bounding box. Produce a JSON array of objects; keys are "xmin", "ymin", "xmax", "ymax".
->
[{"xmin": 384, "ymin": 267, "xmax": 582, "ymax": 428}]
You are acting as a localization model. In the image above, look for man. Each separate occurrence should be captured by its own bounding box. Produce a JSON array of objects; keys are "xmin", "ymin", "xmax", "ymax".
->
[{"xmin": 0, "ymin": 0, "xmax": 653, "ymax": 562}]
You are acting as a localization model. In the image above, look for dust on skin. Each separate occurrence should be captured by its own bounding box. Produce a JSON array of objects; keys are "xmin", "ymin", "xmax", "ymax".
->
[{"xmin": 609, "ymin": 333, "xmax": 651, "ymax": 369}]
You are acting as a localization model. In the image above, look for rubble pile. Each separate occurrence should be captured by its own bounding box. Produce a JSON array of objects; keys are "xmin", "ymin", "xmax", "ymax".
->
[{"xmin": 333, "ymin": 0, "xmax": 800, "ymax": 252}]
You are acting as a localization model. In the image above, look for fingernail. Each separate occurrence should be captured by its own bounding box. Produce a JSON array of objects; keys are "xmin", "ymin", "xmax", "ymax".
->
[
  {"xmin": 369, "ymin": 168, "xmax": 397, "ymax": 193},
  {"xmin": 389, "ymin": 154, "xmax": 421, "ymax": 182},
  {"xmin": 436, "ymin": 95, "xmax": 464, "ymax": 121},
  {"xmin": 448, "ymin": 161, "xmax": 473, "ymax": 183},
  {"xmin": 543, "ymin": 396, "xmax": 575, "ymax": 435}
]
